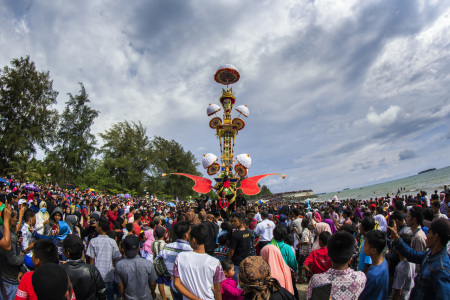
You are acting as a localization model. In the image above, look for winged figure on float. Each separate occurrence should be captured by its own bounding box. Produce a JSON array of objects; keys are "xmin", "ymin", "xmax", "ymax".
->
[{"xmin": 162, "ymin": 64, "xmax": 286, "ymax": 208}]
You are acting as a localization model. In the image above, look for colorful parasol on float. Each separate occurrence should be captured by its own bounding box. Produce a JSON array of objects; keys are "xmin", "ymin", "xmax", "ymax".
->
[{"xmin": 164, "ymin": 64, "xmax": 285, "ymax": 198}]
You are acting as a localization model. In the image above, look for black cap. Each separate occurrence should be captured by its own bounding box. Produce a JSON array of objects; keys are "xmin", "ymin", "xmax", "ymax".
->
[
  {"xmin": 122, "ymin": 235, "xmax": 140, "ymax": 258},
  {"xmin": 32, "ymin": 263, "xmax": 68, "ymax": 300},
  {"xmin": 57, "ymin": 234, "xmax": 83, "ymax": 251}
]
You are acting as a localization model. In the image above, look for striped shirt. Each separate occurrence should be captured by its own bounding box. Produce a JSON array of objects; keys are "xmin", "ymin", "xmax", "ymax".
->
[
  {"xmin": 155, "ymin": 239, "xmax": 192, "ymax": 275},
  {"xmin": 214, "ymin": 246, "xmax": 229, "ymax": 261},
  {"xmin": 86, "ymin": 235, "xmax": 121, "ymax": 283},
  {"xmin": 152, "ymin": 240, "xmax": 166, "ymax": 261}
]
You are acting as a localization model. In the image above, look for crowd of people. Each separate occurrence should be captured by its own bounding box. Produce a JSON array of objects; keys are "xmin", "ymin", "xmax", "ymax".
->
[{"xmin": 0, "ymin": 177, "xmax": 449, "ymax": 300}]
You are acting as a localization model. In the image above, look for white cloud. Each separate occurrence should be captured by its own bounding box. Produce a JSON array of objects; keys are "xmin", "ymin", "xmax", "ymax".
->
[{"xmin": 367, "ymin": 106, "xmax": 401, "ymax": 125}]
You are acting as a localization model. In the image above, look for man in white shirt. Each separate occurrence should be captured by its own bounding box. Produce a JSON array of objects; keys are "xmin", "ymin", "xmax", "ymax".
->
[
  {"xmin": 254, "ymin": 206, "xmax": 262, "ymax": 223},
  {"xmin": 254, "ymin": 211, "xmax": 275, "ymax": 250},
  {"xmin": 173, "ymin": 223, "xmax": 225, "ymax": 300}
]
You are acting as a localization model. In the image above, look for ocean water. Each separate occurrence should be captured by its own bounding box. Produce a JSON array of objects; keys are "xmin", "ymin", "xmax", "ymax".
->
[{"xmin": 312, "ymin": 166, "xmax": 450, "ymax": 202}]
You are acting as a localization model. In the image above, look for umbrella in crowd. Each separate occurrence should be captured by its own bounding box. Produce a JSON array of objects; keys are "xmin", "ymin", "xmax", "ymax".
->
[
  {"xmin": 0, "ymin": 178, "xmax": 6, "ymax": 183},
  {"xmin": 86, "ymin": 188, "xmax": 97, "ymax": 195},
  {"xmin": 23, "ymin": 184, "xmax": 40, "ymax": 192},
  {"xmin": 166, "ymin": 202, "xmax": 176, "ymax": 207},
  {"xmin": 257, "ymin": 199, "xmax": 266, "ymax": 205},
  {"xmin": 123, "ymin": 194, "xmax": 132, "ymax": 198}
]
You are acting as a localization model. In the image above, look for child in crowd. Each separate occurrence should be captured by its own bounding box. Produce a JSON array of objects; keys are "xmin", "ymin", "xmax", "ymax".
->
[
  {"xmin": 140, "ymin": 224, "xmax": 155, "ymax": 261},
  {"xmin": 303, "ymin": 231, "xmax": 332, "ymax": 276},
  {"xmin": 307, "ymin": 231, "xmax": 366, "ymax": 300},
  {"xmin": 152, "ymin": 226, "xmax": 167, "ymax": 261},
  {"xmin": 360, "ymin": 230, "xmax": 389, "ymax": 300},
  {"xmin": 123, "ymin": 223, "xmax": 133, "ymax": 236},
  {"xmin": 359, "ymin": 216, "xmax": 376, "ymax": 272},
  {"xmin": 244, "ymin": 219, "xmax": 260, "ymax": 256},
  {"xmin": 297, "ymin": 218, "xmax": 312, "ymax": 283},
  {"xmin": 392, "ymin": 233, "xmax": 415, "ymax": 300},
  {"xmin": 220, "ymin": 259, "xmax": 244, "ymax": 300},
  {"xmin": 340, "ymin": 224, "xmax": 360, "ymax": 270},
  {"xmin": 215, "ymin": 235, "xmax": 230, "ymax": 261}
]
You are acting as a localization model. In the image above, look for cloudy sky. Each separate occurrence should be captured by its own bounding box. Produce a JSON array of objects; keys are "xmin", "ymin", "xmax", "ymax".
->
[{"xmin": 2, "ymin": 0, "xmax": 450, "ymax": 194}]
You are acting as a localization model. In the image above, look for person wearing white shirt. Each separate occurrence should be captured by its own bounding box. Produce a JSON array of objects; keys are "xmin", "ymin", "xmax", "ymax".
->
[
  {"xmin": 21, "ymin": 209, "xmax": 36, "ymax": 255},
  {"xmin": 254, "ymin": 211, "xmax": 275, "ymax": 250},
  {"xmin": 374, "ymin": 207, "xmax": 388, "ymax": 232},
  {"xmin": 254, "ymin": 207, "xmax": 262, "ymax": 223}
]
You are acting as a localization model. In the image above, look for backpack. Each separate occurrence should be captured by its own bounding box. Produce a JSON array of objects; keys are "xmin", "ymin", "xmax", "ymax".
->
[
  {"xmin": 153, "ymin": 246, "xmax": 185, "ymax": 277},
  {"xmin": 154, "ymin": 256, "xmax": 171, "ymax": 277}
]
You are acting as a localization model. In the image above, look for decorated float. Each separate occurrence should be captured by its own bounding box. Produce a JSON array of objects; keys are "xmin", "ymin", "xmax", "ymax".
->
[{"xmin": 163, "ymin": 64, "xmax": 285, "ymax": 206}]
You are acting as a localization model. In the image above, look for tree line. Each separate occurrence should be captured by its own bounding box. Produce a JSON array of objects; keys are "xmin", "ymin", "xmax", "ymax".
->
[{"xmin": 0, "ymin": 56, "xmax": 202, "ymax": 198}]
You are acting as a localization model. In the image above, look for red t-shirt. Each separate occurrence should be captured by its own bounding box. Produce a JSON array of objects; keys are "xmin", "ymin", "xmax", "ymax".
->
[
  {"xmin": 303, "ymin": 247, "xmax": 332, "ymax": 275},
  {"xmin": 250, "ymin": 218, "xmax": 257, "ymax": 230},
  {"xmin": 15, "ymin": 271, "xmax": 77, "ymax": 300},
  {"xmin": 133, "ymin": 222, "xmax": 141, "ymax": 236}
]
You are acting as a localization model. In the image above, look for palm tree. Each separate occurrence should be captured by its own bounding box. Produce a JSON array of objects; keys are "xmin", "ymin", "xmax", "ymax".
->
[{"xmin": 8, "ymin": 154, "xmax": 42, "ymax": 182}]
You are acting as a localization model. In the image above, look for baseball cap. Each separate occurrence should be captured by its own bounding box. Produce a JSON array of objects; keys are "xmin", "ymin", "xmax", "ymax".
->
[
  {"xmin": 122, "ymin": 235, "xmax": 140, "ymax": 258},
  {"xmin": 57, "ymin": 234, "xmax": 83, "ymax": 252},
  {"xmin": 18, "ymin": 199, "xmax": 27, "ymax": 206}
]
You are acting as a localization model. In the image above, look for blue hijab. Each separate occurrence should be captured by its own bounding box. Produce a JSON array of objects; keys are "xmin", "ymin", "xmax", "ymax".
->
[{"xmin": 57, "ymin": 221, "xmax": 71, "ymax": 240}]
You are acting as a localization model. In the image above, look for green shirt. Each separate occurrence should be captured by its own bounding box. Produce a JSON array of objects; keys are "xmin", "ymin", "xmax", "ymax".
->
[{"xmin": 270, "ymin": 239, "xmax": 298, "ymax": 272}]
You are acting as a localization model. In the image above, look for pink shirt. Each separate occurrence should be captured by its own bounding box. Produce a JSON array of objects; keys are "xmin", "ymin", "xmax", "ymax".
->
[{"xmin": 221, "ymin": 278, "xmax": 244, "ymax": 300}]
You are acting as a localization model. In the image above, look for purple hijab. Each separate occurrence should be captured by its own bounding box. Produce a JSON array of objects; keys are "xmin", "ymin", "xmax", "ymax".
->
[
  {"xmin": 324, "ymin": 219, "xmax": 337, "ymax": 234},
  {"xmin": 355, "ymin": 207, "xmax": 363, "ymax": 220}
]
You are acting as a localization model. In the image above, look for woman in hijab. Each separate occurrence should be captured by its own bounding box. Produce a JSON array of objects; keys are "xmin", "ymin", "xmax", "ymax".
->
[
  {"xmin": 354, "ymin": 206, "xmax": 363, "ymax": 220},
  {"xmin": 63, "ymin": 206, "xmax": 71, "ymax": 221},
  {"xmin": 313, "ymin": 212, "xmax": 322, "ymax": 223},
  {"xmin": 260, "ymin": 245, "xmax": 294, "ymax": 295},
  {"xmin": 34, "ymin": 220, "xmax": 71, "ymax": 260},
  {"xmin": 239, "ymin": 256, "xmax": 294, "ymax": 300},
  {"xmin": 311, "ymin": 222, "xmax": 332, "ymax": 251},
  {"xmin": 35, "ymin": 201, "xmax": 50, "ymax": 235},
  {"xmin": 73, "ymin": 205, "xmax": 82, "ymax": 221},
  {"xmin": 322, "ymin": 213, "xmax": 337, "ymax": 234},
  {"xmin": 65, "ymin": 215, "xmax": 80, "ymax": 237}
]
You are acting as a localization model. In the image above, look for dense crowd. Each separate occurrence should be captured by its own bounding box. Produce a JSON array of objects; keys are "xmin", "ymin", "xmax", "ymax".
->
[{"xmin": 0, "ymin": 178, "xmax": 449, "ymax": 300}]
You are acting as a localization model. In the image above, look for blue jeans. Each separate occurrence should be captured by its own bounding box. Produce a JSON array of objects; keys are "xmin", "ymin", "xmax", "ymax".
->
[
  {"xmin": 0, "ymin": 282, "xmax": 18, "ymax": 300},
  {"xmin": 105, "ymin": 282, "xmax": 114, "ymax": 300},
  {"xmin": 233, "ymin": 266, "xmax": 240, "ymax": 288}
]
